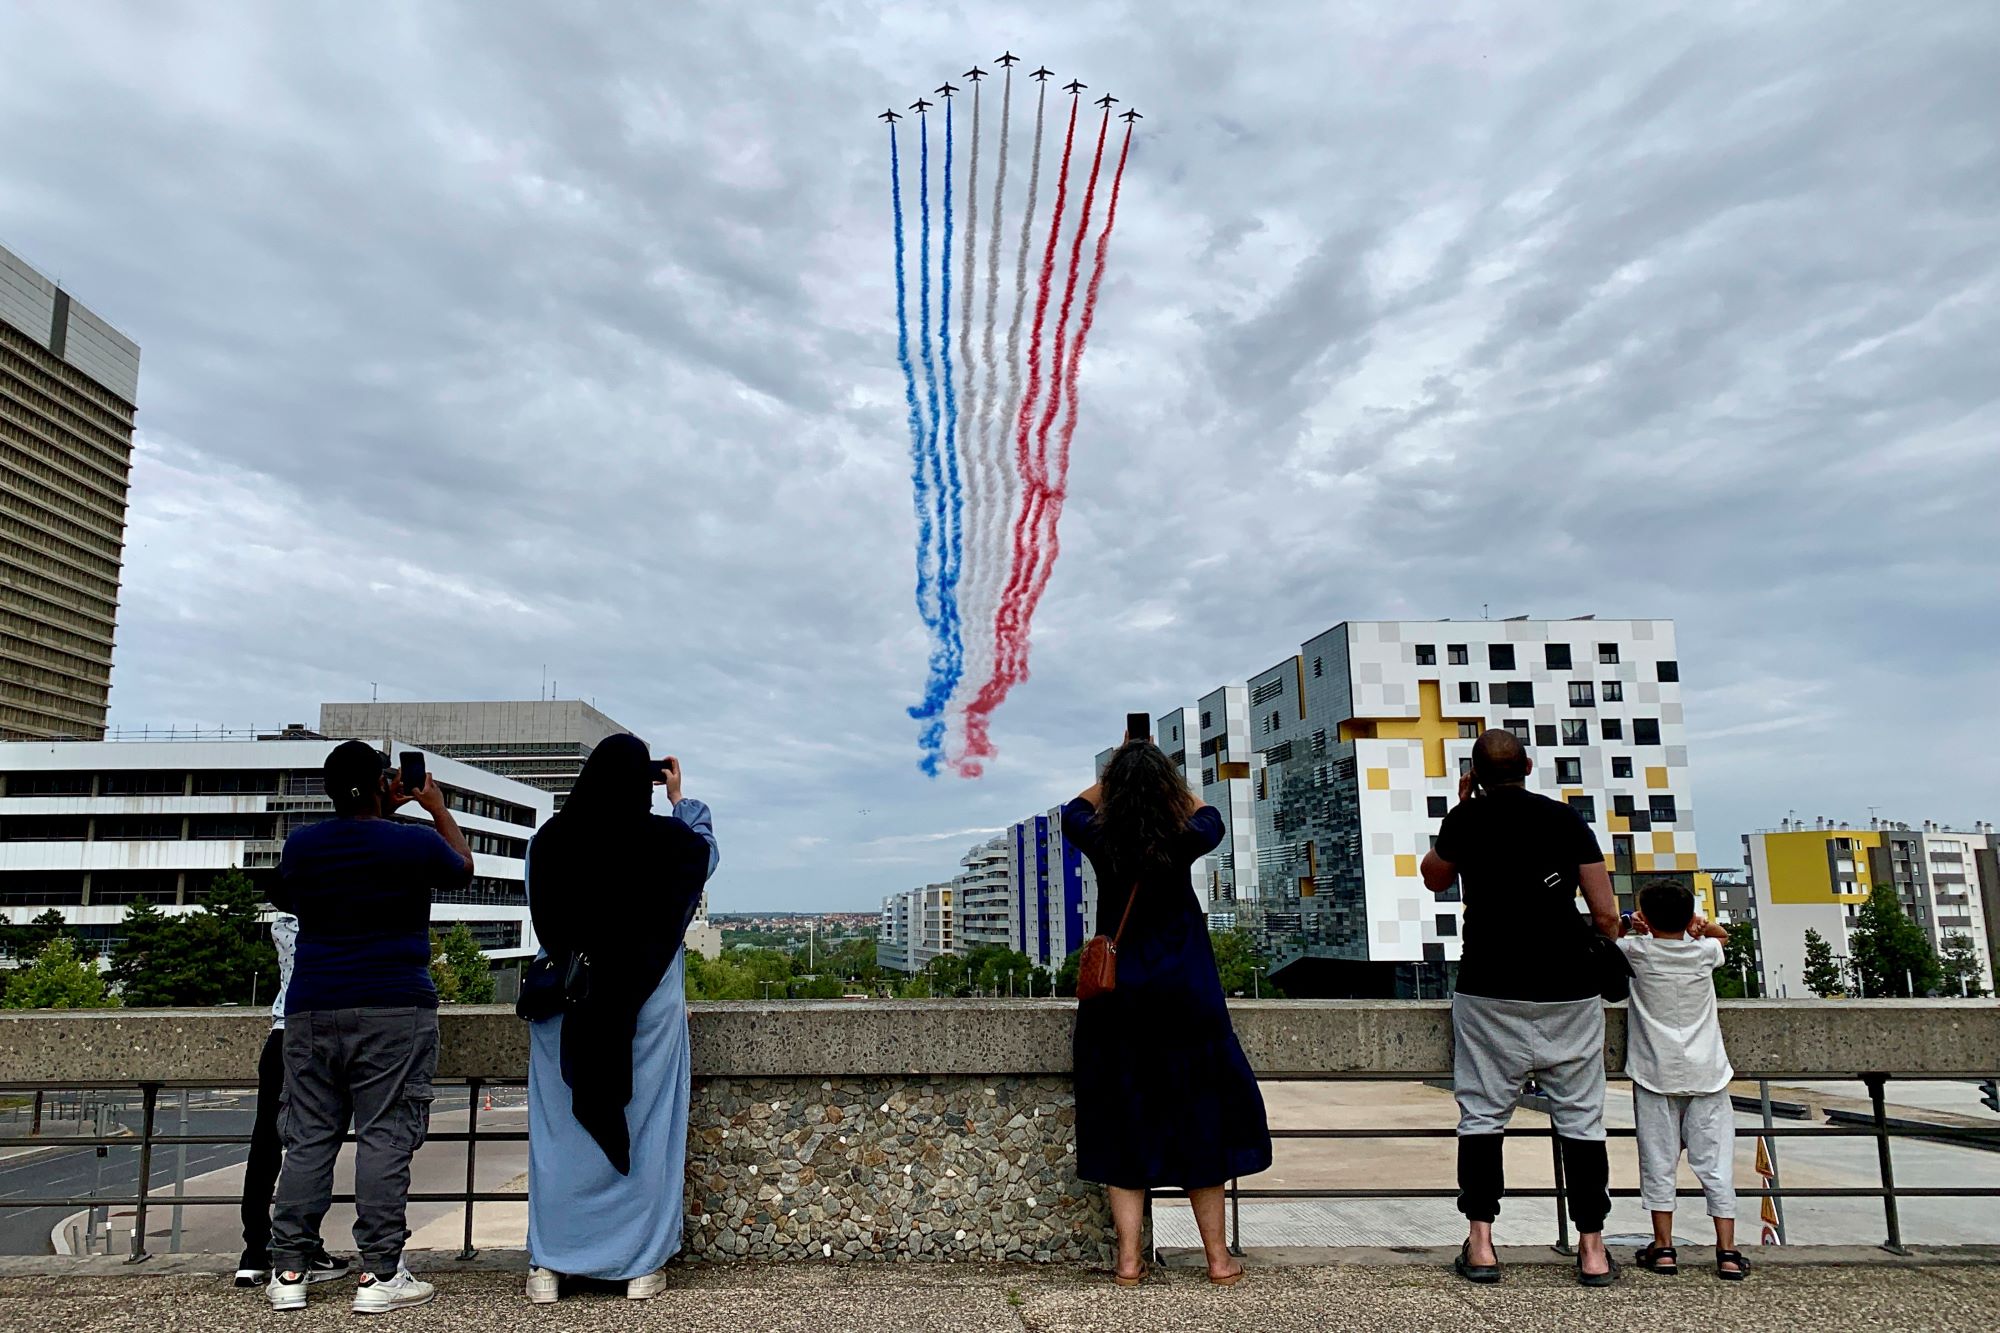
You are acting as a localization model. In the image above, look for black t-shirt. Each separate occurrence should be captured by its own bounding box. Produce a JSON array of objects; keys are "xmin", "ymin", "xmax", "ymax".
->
[{"xmin": 1435, "ymin": 786, "xmax": 1605, "ymax": 1002}]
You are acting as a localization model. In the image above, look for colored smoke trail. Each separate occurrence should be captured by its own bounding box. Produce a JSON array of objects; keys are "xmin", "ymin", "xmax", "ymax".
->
[
  {"xmin": 954, "ymin": 82, "xmax": 983, "ymax": 718},
  {"xmin": 914, "ymin": 113, "xmax": 943, "ymax": 630},
  {"xmin": 887, "ymin": 123, "xmax": 934, "ymax": 648},
  {"xmin": 1014, "ymin": 122, "xmax": 1135, "ymax": 665},
  {"xmin": 958, "ymin": 89, "xmax": 1079, "ymax": 768}
]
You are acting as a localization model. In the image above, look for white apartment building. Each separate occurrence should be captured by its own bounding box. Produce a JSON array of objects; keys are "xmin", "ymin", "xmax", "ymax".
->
[
  {"xmin": 956, "ymin": 835, "xmax": 1013, "ymax": 953},
  {"xmin": 0, "ymin": 737, "xmax": 552, "ymax": 965},
  {"xmin": 1746, "ymin": 818, "xmax": 1997, "ymax": 998},
  {"xmin": 875, "ymin": 881, "xmax": 955, "ymax": 974},
  {"xmin": 1128, "ymin": 617, "xmax": 1702, "ymax": 996}
]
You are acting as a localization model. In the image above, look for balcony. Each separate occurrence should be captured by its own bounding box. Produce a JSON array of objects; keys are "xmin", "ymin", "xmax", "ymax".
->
[{"xmin": 0, "ymin": 1002, "xmax": 1995, "ymax": 1328}]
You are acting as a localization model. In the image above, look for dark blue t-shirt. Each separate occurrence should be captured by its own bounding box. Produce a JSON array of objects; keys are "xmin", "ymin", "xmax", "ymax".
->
[{"xmin": 277, "ymin": 817, "xmax": 471, "ymax": 1012}]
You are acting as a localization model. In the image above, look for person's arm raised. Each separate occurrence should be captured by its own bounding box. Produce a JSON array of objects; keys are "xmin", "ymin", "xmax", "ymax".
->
[{"xmin": 412, "ymin": 777, "xmax": 475, "ymax": 879}]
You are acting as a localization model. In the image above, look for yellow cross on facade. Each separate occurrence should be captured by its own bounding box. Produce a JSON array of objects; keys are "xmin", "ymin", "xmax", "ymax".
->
[{"xmin": 1337, "ymin": 680, "xmax": 1483, "ymax": 778}]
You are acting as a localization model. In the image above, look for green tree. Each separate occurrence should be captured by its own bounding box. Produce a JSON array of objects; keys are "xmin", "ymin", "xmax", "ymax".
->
[
  {"xmin": 1211, "ymin": 929, "xmax": 1284, "ymax": 998},
  {"xmin": 1939, "ymin": 934, "xmax": 1990, "ymax": 998},
  {"xmin": 793, "ymin": 974, "xmax": 845, "ymax": 999},
  {"xmin": 1714, "ymin": 919, "xmax": 1761, "ymax": 998},
  {"xmin": 0, "ymin": 908, "xmax": 72, "ymax": 963},
  {"xmin": 2, "ymin": 937, "xmax": 113, "ymax": 1009},
  {"xmin": 923, "ymin": 951, "xmax": 972, "ymax": 997},
  {"xmin": 1801, "ymin": 928, "xmax": 1843, "ymax": 997},
  {"xmin": 823, "ymin": 937, "xmax": 883, "ymax": 986},
  {"xmin": 429, "ymin": 922, "xmax": 495, "ymax": 1004},
  {"xmin": 1054, "ymin": 949, "xmax": 1081, "ymax": 998},
  {"xmin": 107, "ymin": 898, "xmax": 173, "ymax": 1005},
  {"xmin": 109, "ymin": 872, "xmax": 277, "ymax": 1007},
  {"xmin": 1850, "ymin": 884, "xmax": 1944, "ymax": 997}
]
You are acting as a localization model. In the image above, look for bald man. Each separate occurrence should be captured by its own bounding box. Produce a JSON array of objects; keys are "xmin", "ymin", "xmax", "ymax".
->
[{"xmin": 1422, "ymin": 729, "xmax": 1621, "ymax": 1287}]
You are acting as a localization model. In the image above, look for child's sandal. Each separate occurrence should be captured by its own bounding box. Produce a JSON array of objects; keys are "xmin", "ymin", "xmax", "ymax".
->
[
  {"xmin": 1635, "ymin": 1244, "xmax": 1679, "ymax": 1275},
  {"xmin": 1716, "ymin": 1249, "xmax": 1750, "ymax": 1281}
]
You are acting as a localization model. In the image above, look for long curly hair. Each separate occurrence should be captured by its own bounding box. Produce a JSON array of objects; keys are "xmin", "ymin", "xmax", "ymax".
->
[{"xmin": 1091, "ymin": 740, "xmax": 1197, "ymax": 878}]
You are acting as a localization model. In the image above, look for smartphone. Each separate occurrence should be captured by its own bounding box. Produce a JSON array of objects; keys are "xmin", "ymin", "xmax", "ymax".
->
[
  {"xmin": 398, "ymin": 750, "xmax": 426, "ymax": 794},
  {"xmin": 1125, "ymin": 712, "xmax": 1151, "ymax": 743}
]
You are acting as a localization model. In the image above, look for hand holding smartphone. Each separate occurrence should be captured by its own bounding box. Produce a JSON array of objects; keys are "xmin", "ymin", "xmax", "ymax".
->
[{"xmin": 1125, "ymin": 712, "xmax": 1151, "ymax": 744}]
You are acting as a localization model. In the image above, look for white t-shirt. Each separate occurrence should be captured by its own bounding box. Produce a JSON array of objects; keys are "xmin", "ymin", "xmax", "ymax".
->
[
  {"xmin": 270, "ymin": 913, "xmax": 299, "ymax": 1030},
  {"xmin": 1617, "ymin": 933, "xmax": 1734, "ymax": 1095}
]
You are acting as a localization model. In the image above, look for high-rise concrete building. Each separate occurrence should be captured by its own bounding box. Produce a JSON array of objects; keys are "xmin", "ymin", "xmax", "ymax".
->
[
  {"xmin": 956, "ymin": 835, "xmax": 1014, "ymax": 953},
  {"xmin": 0, "ymin": 243, "xmax": 141, "ymax": 741},
  {"xmin": 0, "ymin": 737, "xmax": 549, "ymax": 966},
  {"xmin": 1128, "ymin": 617, "xmax": 1703, "ymax": 996},
  {"xmin": 875, "ymin": 881, "xmax": 955, "ymax": 974},
  {"xmin": 1745, "ymin": 819, "xmax": 1997, "ymax": 998},
  {"xmin": 318, "ymin": 700, "xmax": 628, "ymax": 808}
]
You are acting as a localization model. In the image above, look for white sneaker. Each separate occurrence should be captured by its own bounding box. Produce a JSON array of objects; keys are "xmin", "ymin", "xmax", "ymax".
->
[
  {"xmin": 526, "ymin": 1267, "xmax": 562, "ymax": 1305},
  {"xmin": 266, "ymin": 1269, "xmax": 308, "ymax": 1312},
  {"xmin": 626, "ymin": 1268, "xmax": 668, "ymax": 1300},
  {"xmin": 352, "ymin": 1268, "xmax": 435, "ymax": 1315}
]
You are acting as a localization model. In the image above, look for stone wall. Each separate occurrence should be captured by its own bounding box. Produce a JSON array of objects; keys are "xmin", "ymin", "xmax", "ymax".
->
[{"xmin": 685, "ymin": 1076, "xmax": 1105, "ymax": 1262}]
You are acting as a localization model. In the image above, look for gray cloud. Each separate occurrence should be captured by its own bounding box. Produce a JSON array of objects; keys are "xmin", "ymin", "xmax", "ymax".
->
[{"xmin": 1, "ymin": 1, "xmax": 1994, "ymax": 908}]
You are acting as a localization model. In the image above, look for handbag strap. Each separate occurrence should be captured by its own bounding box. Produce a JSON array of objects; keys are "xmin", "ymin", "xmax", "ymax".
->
[{"xmin": 1109, "ymin": 881, "xmax": 1139, "ymax": 948}]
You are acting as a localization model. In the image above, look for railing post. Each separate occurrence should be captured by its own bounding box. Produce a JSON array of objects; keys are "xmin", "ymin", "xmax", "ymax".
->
[
  {"xmin": 1229, "ymin": 1176, "xmax": 1242, "ymax": 1256},
  {"xmin": 457, "ymin": 1079, "xmax": 482, "ymax": 1261},
  {"xmin": 1863, "ymin": 1073, "xmax": 1907, "ymax": 1255},
  {"xmin": 1549, "ymin": 1129, "xmax": 1572, "ymax": 1255},
  {"xmin": 126, "ymin": 1083, "xmax": 159, "ymax": 1264}
]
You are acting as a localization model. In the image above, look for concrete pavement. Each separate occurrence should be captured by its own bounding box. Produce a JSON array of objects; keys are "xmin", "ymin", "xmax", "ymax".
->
[{"xmin": 1, "ymin": 1248, "xmax": 1997, "ymax": 1332}]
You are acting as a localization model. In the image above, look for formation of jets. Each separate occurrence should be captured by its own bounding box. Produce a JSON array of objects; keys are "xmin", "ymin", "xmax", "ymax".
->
[{"xmin": 879, "ymin": 55, "xmax": 1140, "ymax": 125}]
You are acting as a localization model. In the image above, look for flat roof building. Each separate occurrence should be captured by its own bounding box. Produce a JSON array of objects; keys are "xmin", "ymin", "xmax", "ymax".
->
[
  {"xmin": 0, "ymin": 242, "xmax": 141, "ymax": 741},
  {"xmin": 318, "ymin": 700, "xmax": 629, "ymax": 808},
  {"xmin": 0, "ymin": 737, "xmax": 550, "ymax": 966}
]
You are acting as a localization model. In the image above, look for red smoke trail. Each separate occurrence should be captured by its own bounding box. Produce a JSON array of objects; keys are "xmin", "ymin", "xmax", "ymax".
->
[
  {"xmin": 1012, "ymin": 122, "xmax": 1134, "ymax": 664},
  {"xmin": 959, "ymin": 93, "xmax": 1080, "ymax": 768}
]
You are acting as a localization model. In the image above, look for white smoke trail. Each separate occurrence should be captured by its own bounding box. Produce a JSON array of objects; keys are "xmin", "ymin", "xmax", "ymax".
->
[{"xmin": 949, "ymin": 78, "xmax": 983, "ymax": 762}]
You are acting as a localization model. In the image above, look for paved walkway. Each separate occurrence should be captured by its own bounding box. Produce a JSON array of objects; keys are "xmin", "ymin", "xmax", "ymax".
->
[{"xmin": 2, "ymin": 1248, "xmax": 1997, "ymax": 1332}]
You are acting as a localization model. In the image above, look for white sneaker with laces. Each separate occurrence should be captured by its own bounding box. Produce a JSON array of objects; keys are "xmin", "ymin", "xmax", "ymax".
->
[
  {"xmin": 266, "ymin": 1269, "xmax": 308, "ymax": 1312},
  {"xmin": 626, "ymin": 1268, "xmax": 669, "ymax": 1301},
  {"xmin": 526, "ymin": 1267, "xmax": 562, "ymax": 1305},
  {"xmin": 352, "ymin": 1268, "xmax": 435, "ymax": 1315}
]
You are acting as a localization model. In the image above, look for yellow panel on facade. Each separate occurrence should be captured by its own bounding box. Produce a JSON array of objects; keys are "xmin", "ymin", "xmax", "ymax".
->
[
  {"xmin": 1608, "ymin": 813, "xmax": 1630, "ymax": 833},
  {"xmin": 1646, "ymin": 766, "xmax": 1670, "ymax": 789},
  {"xmin": 1366, "ymin": 768, "xmax": 1390, "ymax": 790},
  {"xmin": 1759, "ymin": 829, "xmax": 1885, "ymax": 905},
  {"xmin": 1652, "ymin": 831, "xmax": 1676, "ymax": 854},
  {"xmin": 1676, "ymin": 853, "xmax": 1700, "ymax": 871},
  {"xmin": 1634, "ymin": 853, "xmax": 1655, "ymax": 872},
  {"xmin": 1395, "ymin": 854, "xmax": 1418, "ymax": 878},
  {"xmin": 1561, "ymin": 788, "xmax": 1584, "ymax": 802},
  {"xmin": 1693, "ymin": 872, "xmax": 1715, "ymax": 918}
]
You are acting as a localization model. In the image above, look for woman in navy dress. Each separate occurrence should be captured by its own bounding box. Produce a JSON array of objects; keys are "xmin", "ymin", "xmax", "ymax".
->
[{"xmin": 1065, "ymin": 739, "xmax": 1271, "ymax": 1286}]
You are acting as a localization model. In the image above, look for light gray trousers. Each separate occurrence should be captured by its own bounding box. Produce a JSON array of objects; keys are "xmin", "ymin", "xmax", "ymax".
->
[
  {"xmin": 271, "ymin": 1007, "xmax": 439, "ymax": 1277},
  {"xmin": 1633, "ymin": 1086, "xmax": 1737, "ymax": 1218}
]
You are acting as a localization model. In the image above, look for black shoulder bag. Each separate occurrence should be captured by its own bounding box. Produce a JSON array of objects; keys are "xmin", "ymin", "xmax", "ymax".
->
[
  {"xmin": 1540, "ymin": 867, "xmax": 1631, "ymax": 1003},
  {"xmin": 515, "ymin": 948, "xmax": 594, "ymax": 1022}
]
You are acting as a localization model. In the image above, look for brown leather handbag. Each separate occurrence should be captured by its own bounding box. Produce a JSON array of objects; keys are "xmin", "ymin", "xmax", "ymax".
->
[{"xmin": 1075, "ymin": 884, "xmax": 1138, "ymax": 1002}]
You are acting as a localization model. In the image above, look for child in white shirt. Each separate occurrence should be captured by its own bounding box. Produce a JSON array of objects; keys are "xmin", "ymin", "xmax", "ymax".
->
[{"xmin": 1618, "ymin": 879, "xmax": 1749, "ymax": 1281}]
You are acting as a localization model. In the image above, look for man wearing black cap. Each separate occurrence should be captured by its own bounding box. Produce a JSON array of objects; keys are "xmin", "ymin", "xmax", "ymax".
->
[{"xmin": 266, "ymin": 740, "xmax": 474, "ymax": 1314}]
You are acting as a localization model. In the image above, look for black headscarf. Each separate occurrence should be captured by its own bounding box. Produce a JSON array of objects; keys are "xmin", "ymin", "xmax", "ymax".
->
[{"xmin": 527, "ymin": 733, "xmax": 712, "ymax": 1173}]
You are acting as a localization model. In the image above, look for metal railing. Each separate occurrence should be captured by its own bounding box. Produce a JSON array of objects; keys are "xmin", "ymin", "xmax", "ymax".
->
[
  {"xmin": 1150, "ymin": 1071, "xmax": 2000, "ymax": 1259},
  {"xmin": 4, "ymin": 1069, "xmax": 1996, "ymax": 1264}
]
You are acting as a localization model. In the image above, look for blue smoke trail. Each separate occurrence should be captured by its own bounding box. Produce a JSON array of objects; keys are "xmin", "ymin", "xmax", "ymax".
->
[{"xmin": 889, "ymin": 124, "xmax": 935, "ymax": 671}]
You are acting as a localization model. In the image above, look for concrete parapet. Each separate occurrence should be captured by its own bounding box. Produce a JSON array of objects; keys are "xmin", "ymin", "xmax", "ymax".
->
[{"xmin": 2, "ymin": 999, "xmax": 1994, "ymax": 1086}]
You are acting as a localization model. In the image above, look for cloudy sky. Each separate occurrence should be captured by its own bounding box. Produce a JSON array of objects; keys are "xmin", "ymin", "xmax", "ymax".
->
[{"xmin": 3, "ymin": 2, "xmax": 1994, "ymax": 911}]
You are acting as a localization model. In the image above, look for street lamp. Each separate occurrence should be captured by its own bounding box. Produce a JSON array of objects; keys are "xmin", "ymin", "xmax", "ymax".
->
[{"xmin": 1252, "ymin": 965, "xmax": 1264, "ymax": 1000}]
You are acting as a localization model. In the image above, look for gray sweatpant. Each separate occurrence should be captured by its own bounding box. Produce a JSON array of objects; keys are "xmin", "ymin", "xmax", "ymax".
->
[
  {"xmin": 271, "ymin": 1007, "xmax": 439, "ymax": 1277},
  {"xmin": 1451, "ymin": 993, "xmax": 1607, "ymax": 1139},
  {"xmin": 1634, "ymin": 1086, "xmax": 1737, "ymax": 1218}
]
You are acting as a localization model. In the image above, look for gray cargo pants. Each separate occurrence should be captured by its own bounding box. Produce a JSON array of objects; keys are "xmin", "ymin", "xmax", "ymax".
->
[{"xmin": 271, "ymin": 1007, "xmax": 438, "ymax": 1278}]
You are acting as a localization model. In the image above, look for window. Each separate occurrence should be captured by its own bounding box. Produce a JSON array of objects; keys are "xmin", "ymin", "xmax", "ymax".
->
[
  {"xmin": 1415, "ymin": 644, "xmax": 1437, "ymax": 666},
  {"xmin": 1612, "ymin": 834, "xmax": 1635, "ymax": 867},
  {"xmin": 1560, "ymin": 718, "xmax": 1588, "ymax": 746},
  {"xmin": 1649, "ymin": 794, "xmax": 1678, "ymax": 824},
  {"xmin": 1171, "ymin": 724, "xmax": 1179, "ymax": 743},
  {"xmin": 1489, "ymin": 644, "xmax": 1516, "ymax": 670},
  {"xmin": 1536, "ymin": 725, "xmax": 1559, "ymax": 748},
  {"xmin": 1612, "ymin": 756, "xmax": 1633, "ymax": 779},
  {"xmin": 1567, "ymin": 795, "xmax": 1597, "ymax": 823},
  {"xmin": 1448, "ymin": 644, "xmax": 1469, "ymax": 665},
  {"xmin": 1546, "ymin": 643, "xmax": 1573, "ymax": 670},
  {"xmin": 101, "ymin": 772, "xmax": 187, "ymax": 797},
  {"xmin": 1633, "ymin": 718, "xmax": 1661, "ymax": 745},
  {"xmin": 6, "ymin": 771, "xmax": 92, "ymax": 796},
  {"xmin": 95, "ymin": 816, "xmax": 182, "ymax": 841},
  {"xmin": 1600, "ymin": 718, "xmax": 1623, "ymax": 741},
  {"xmin": 1312, "ymin": 657, "xmax": 1323, "ymax": 678},
  {"xmin": 1458, "ymin": 722, "xmax": 1479, "ymax": 738},
  {"xmin": 1435, "ymin": 914, "xmax": 1458, "ymax": 937},
  {"xmin": 1202, "ymin": 767, "xmax": 1216, "ymax": 787},
  {"xmin": 1458, "ymin": 681, "xmax": 1480, "ymax": 703},
  {"xmin": 0, "ymin": 816, "xmax": 90, "ymax": 841},
  {"xmin": 195, "ymin": 770, "xmax": 282, "ymax": 796},
  {"xmin": 1200, "ymin": 711, "xmax": 1212, "ymax": 729},
  {"xmin": 92, "ymin": 870, "xmax": 179, "ymax": 904},
  {"xmin": 1602, "ymin": 680, "xmax": 1623, "ymax": 703},
  {"xmin": 1657, "ymin": 660, "xmax": 1679, "ymax": 683},
  {"xmin": 1428, "ymin": 797, "xmax": 1449, "ymax": 818},
  {"xmin": 1613, "ymin": 794, "xmax": 1635, "ymax": 817},
  {"xmin": 1568, "ymin": 681, "xmax": 1595, "ymax": 707},
  {"xmin": 1311, "ymin": 729, "xmax": 1327, "ymax": 756},
  {"xmin": 1252, "ymin": 679, "xmax": 1285, "ymax": 706},
  {"xmin": 1507, "ymin": 682, "xmax": 1535, "ymax": 708},
  {"xmin": 1459, "ymin": 757, "xmax": 1474, "ymax": 777},
  {"xmin": 1269, "ymin": 711, "xmax": 1282, "ymax": 733},
  {"xmin": 1504, "ymin": 719, "xmax": 1530, "ymax": 741},
  {"xmin": 1599, "ymin": 644, "xmax": 1620, "ymax": 664},
  {"xmin": 1556, "ymin": 757, "xmax": 1583, "ymax": 784}
]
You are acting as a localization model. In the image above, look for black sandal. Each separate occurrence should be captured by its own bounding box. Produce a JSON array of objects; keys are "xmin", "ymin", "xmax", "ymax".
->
[
  {"xmin": 1577, "ymin": 1253, "xmax": 1620, "ymax": 1288},
  {"xmin": 1635, "ymin": 1244, "xmax": 1679, "ymax": 1275},
  {"xmin": 1453, "ymin": 1240, "xmax": 1501, "ymax": 1285},
  {"xmin": 1716, "ymin": 1249, "xmax": 1751, "ymax": 1281}
]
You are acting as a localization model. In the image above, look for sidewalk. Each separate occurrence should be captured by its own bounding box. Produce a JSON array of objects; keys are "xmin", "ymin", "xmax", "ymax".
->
[{"xmin": 1, "ymin": 1248, "xmax": 1996, "ymax": 1332}]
